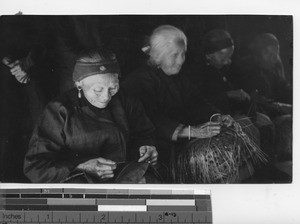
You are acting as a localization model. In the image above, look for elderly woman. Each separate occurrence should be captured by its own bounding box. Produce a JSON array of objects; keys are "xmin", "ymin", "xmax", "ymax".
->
[
  {"xmin": 236, "ymin": 33, "xmax": 292, "ymax": 109},
  {"xmin": 187, "ymin": 29, "xmax": 267, "ymax": 145},
  {"xmin": 191, "ymin": 29, "xmax": 292, "ymax": 182},
  {"xmin": 23, "ymin": 50, "xmax": 160, "ymax": 183},
  {"xmin": 234, "ymin": 33, "xmax": 292, "ymax": 179},
  {"xmin": 121, "ymin": 25, "xmax": 237, "ymax": 179},
  {"xmin": 188, "ymin": 29, "xmax": 252, "ymax": 115}
]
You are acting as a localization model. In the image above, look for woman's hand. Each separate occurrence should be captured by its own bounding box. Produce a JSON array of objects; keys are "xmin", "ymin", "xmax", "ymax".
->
[
  {"xmin": 76, "ymin": 157, "xmax": 117, "ymax": 179},
  {"xmin": 191, "ymin": 122, "xmax": 221, "ymax": 138},
  {"xmin": 2, "ymin": 57, "xmax": 31, "ymax": 84},
  {"xmin": 213, "ymin": 114, "xmax": 234, "ymax": 127},
  {"xmin": 138, "ymin": 145, "xmax": 158, "ymax": 165}
]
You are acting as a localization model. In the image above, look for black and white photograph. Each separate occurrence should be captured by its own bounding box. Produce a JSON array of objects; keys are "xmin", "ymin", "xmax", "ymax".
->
[
  {"xmin": 0, "ymin": 14, "xmax": 293, "ymax": 184},
  {"xmin": 0, "ymin": 0, "xmax": 299, "ymax": 223}
]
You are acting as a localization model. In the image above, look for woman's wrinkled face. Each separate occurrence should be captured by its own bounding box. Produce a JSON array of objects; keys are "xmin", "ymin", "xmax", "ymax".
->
[
  {"xmin": 206, "ymin": 46, "xmax": 234, "ymax": 69},
  {"xmin": 78, "ymin": 73, "xmax": 119, "ymax": 108},
  {"xmin": 160, "ymin": 42, "xmax": 186, "ymax": 76}
]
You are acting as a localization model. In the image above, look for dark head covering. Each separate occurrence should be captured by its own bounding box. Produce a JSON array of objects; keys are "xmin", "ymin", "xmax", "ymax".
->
[
  {"xmin": 250, "ymin": 33, "xmax": 279, "ymax": 55},
  {"xmin": 202, "ymin": 29, "xmax": 234, "ymax": 54},
  {"xmin": 73, "ymin": 51, "xmax": 120, "ymax": 82}
]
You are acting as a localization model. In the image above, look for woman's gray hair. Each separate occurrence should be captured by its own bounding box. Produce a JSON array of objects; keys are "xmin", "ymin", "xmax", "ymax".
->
[{"xmin": 148, "ymin": 25, "xmax": 187, "ymax": 67}]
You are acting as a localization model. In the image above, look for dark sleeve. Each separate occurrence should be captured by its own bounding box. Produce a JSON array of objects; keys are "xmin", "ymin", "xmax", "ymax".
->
[
  {"xmin": 236, "ymin": 64, "xmax": 292, "ymax": 104},
  {"xmin": 123, "ymin": 93, "xmax": 156, "ymax": 148},
  {"xmin": 274, "ymin": 76, "xmax": 292, "ymax": 104},
  {"xmin": 23, "ymin": 102, "xmax": 84, "ymax": 183},
  {"xmin": 181, "ymin": 74, "xmax": 221, "ymax": 124},
  {"xmin": 204, "ymin": 75, "xmax": 233, "ymax": 114},
  {"xmin": 122, "ymin": 70, "xmax": 181, "ymax": 141}
]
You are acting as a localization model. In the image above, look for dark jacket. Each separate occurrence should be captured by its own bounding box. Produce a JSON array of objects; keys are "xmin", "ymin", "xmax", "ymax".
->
[
  {"xmin": 231, "ymin": 56, "xmax": 292, "ymax": 118},
  {"xmin": 234, "ymin": 56, "xmax": 292, "ymax": 104},
  {"xmin": 121, "ymin": 63, "xmax": 218, "ymax": 141},
  {"xmin": 23, "ymin": 88, "xmax": 156, "ymax": 183},
  {"xmin": 188, "ymin": 62, "xmax": 250, "ymax": 116}
]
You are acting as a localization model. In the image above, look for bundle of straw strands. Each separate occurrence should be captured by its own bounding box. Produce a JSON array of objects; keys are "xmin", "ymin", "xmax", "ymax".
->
[{"xmin": 173, "ymin": 121, "xmax": 268, "ymax": 183}]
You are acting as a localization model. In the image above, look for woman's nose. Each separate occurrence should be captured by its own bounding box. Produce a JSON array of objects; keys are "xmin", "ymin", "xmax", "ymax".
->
[
  {"xmin": 100, "ymin": 90, "xmax": 111, "ymax": 101},
  {"xmin": 177, "ymin": 54, "xmax": 185, "ymax": 65}
]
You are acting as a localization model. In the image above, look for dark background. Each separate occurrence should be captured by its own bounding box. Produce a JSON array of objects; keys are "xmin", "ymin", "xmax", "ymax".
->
[{"xmin": 0, "ymin": 15, "xmax": 293, "ymax": 182}]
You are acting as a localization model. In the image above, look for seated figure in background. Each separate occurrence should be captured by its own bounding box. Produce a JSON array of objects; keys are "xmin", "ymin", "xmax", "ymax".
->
[
  {"xmin": 187, "ymin": 29, "xmax": 264, "ymax": 154},
  {"xmin": 0, "ymin": 16, "xmax": 55, "ymax": 182},
  {"xmin": 187, "ymin": 29, "xmax": 285, "ymax": 182},
  {"xmin": 234, "ymin": 33, "xmax": 292, "ymax": 179},
  {"xmin": 121, "ymin": 25, "xmax": 265, "ymax": 183}
]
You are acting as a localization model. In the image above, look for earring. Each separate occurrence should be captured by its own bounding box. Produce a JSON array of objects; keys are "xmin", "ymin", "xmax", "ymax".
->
[{"xmin": 77, "ymin": 86, "xmax": 82, "ymax": 99}]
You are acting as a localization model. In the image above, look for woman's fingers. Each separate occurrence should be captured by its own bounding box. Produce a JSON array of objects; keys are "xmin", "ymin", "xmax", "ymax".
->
[
  {"xmin": 220, "ymin": 115, "xmax": 234, "ymax": 127},
  {"xmin": 17, "ymin": 73, "xmax": 30, "ymax": 84},
  {"xmin": 150, "ymin": 156, "xmax": 158, "ymax": 165},
  {"xmin": 97, "ymin": 157, "xmax": 116, "ymax": 165},
  {"xmin": 204, "ymin": 123, "xmax": 221, "ymax": 132},
  {"xmin": 148, "ymin": 149, "xmax": 158, "ymax": 165},
  {"xmin": 138, "ymin": 146, "xmax": 151, "ymax": 162},
  {"xmin": 96, "ymin": 169, "xmax": 114, "ymax": 176},
  {"xmin": 192, "ymin": 123, "xmax": 221, "ymax": 138},
  {"xmin": 201, "ymin": 121, "xmax": 220, "ymax": 128},
  {"xmin": 95, "ymin": 163, "xmax": 116, "ymax": 178},
  {"xmin": 77, "ymin": 157, "xmax": 117, "ymax": 179},
  {"xmin": 3, "ymin": 58, "xmax": 20, "ymax": 69},
  {"xmin": 138, "ymin": 146, "xmax": 158, "ymax": 165},
  {"xmin": 138, "ymin": 152, "xmax": 150, "ymax": 163},
  {"xmin": 10, "ymin": 66, "xmax": 21, "ymax": 74},
  {"xmin": 100, "ymin": 173, "xmax": 115, "ymax": 179},
  {"xmin": 96, "ymin": 163, "xmax": 116, "ymax": 171}
]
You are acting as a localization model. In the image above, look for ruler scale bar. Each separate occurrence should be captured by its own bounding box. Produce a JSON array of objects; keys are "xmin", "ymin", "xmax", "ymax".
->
[
  {"xmin": 98, "ymin": 205, "xmax": 147, "ymax": 212},
  {"xmin": 4, "ymin": 199, "xmax": 48, "ymax": 205},
  {"xmin": 64, "ymin": 194, "xmax": 84, "ymax": 198},
  {"xmin": 47, "ymin": 198, "xmax": 96, "ymax": 205},
  {"xmin": 0, "ymin": 211, "xmax": 212, "ymax": 223},
  {"xmin": 1, "ymin": 194, "xmax": 209, "ymax": 199},
  {"xmin": 146, "ymin": 199, "xmax": 195, "ymax": 206},
  {"xmin": 96, "ymin": 199, "xmax": 146, "ymax": 205},
  {"xmin": 0, "ymin": 188, "xmax": 212, "ymax": 223},
  {"xmin": 3, "ymin": 205, "xmax": 99, "ymax": 211}
]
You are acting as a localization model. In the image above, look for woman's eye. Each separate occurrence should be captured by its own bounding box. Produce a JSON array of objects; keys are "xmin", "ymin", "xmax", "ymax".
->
[
  {"xmin": 94, "ymin": 89, "xmax": 103, "ymax": 93},
  {"xmin": 109, "ymin": 86, "xmax": 118, "ymax": 93}
]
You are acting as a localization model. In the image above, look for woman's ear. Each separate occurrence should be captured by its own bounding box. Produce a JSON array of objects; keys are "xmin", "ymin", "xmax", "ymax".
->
[
  {"xmin": 75, "ymin": 81, "xmax": 83, "ymax": 98},
  {"xmin": 75, "ymin": 81, "xmax": 82, "ymax": 89}
]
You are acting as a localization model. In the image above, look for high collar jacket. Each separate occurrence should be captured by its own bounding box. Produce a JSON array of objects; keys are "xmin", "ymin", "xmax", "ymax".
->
[
  {"xmin": 121, "ymin": 63, "xmax": 219, "ymax": 141},
  {"xmin": 24, "ymin": 88, "xmax": 156, "ymax": 183}
]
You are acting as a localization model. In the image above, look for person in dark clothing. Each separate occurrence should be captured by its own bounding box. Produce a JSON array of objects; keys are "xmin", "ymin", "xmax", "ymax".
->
[
  {"xmin": 187, "ymin": 29, "xmax": 291, "ymax": 183},
  {"xmin": 234, "ymin": 33, "xmax": 292, "ymax": 116},
  {"xmin": 121, "ymin": 25, "xmax": 235, "ymax": 181},
  {"xmin": 192, "ymin": 29, "xmax": 291, "ymax": 182},
  {"xmin": 234, "ymin": 33, "xmax": 292, "ymax": 178},
  {"xmin": 186, "ymin": 29, "xmax": 262, "ymax": 148},
  {"xmin": 23, "ymin": 51, "xmax": 161, "ymax": 183},
  {"xmin": 188, "ymin": 29, "xmax": 252, "ymax": 116},
  {"xmin": 0, "ymin": 16, "xmax": 55, "ymax": 182}
]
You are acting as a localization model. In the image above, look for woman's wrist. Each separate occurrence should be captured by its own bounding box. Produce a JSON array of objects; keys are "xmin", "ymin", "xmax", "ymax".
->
[{"xmin": 177, "ymin": 125, "xmax": 192, "ymax": 139}]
